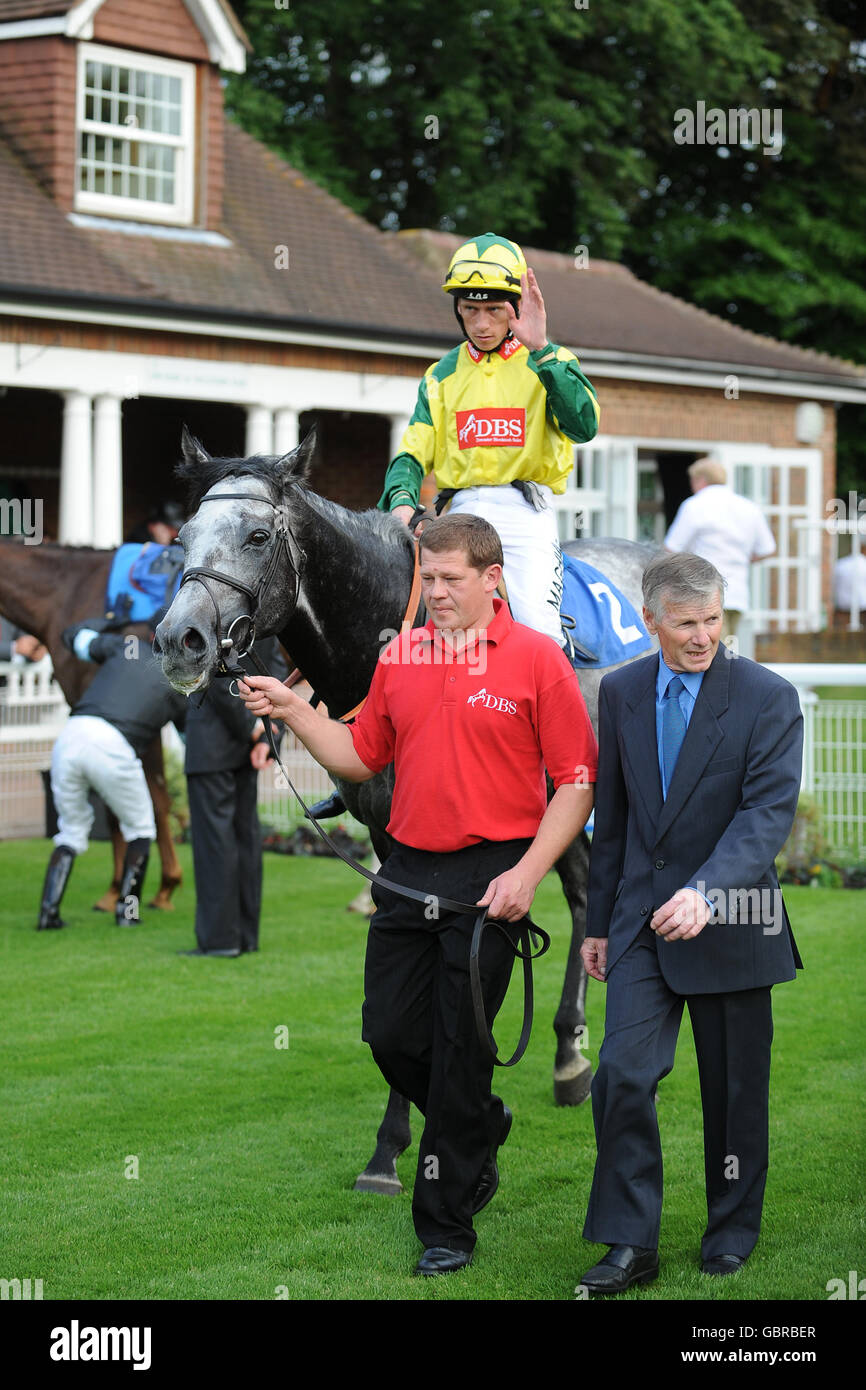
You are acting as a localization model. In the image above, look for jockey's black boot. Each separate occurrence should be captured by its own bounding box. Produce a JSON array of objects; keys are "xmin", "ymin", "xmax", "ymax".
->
[
  {"xmin": 308, "ymin": 790, "xmax": 347, "ymax": 820},
  {"xmin": 37, "ymin": 845, "xmax": 76, "ymax": 930},
  {"xmin": 115, "ymin": 839, "xmax": 151, "ymax": 927}
]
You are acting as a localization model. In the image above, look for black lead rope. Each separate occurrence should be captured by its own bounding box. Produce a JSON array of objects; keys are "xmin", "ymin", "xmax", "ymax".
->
[
  {"xmin": 222, "ymin": 644, "xmax": 551, "ymax": 1067},
  {"xmin": 184, "ymin": 478, "xmax": 550, "ymax": 1065}
]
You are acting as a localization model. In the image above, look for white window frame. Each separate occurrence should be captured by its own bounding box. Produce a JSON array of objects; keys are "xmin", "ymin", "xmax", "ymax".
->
[
  {"xmin": 714, "ymin": 444, "xmax": 822, "ymax": 633},
  {"xmin": 75, "ymin": 42, "xmax": 195, "ymax": 226},
  {"xmin": 553, "ymin": 436, "xmax": 638, "ymax": 542}
]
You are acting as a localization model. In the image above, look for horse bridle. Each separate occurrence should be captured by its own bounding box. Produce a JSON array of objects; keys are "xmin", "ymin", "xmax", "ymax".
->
[
  {"xmin": 178, "ymin": 486, "xmax": 550, "ymax": 1067},
  {"xmin": 179, "ymin": 490, "xmax": 305, "ymax": 675}
]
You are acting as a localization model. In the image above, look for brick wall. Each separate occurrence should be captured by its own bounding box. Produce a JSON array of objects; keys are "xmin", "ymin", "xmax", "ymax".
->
[
  {"xmin": 0, "ymin": 36, "xmax": 76, "ymax": 209},
  {"xmin": 0, "ymin": 316, "xmax": 426, "ymax": 378},
  {"xmin": 200, "ymin": 63, "xmax": 224, "ymax": 230},
  {"xmin": 0, "ymin": 3, "xmax": 222, "ymax": 226},
  {"xmin": 594, "ymin": 376, "xmax": 837, "ymax": 619},
  {"xmin": 93, "ymin": 0, "xmax": 210, "ymax": 61}
]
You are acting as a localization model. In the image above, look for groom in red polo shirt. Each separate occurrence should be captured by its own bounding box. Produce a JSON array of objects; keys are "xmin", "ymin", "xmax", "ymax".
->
[{"xmin": 240, "ymin": 514, "xmax": 596, "ymax": 1275}]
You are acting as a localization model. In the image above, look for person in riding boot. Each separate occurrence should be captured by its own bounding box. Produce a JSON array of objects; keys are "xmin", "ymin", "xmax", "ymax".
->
[
  {"xmin": 380, "ymin": 232, "xmax": 600, "ymax": 649},
  {"xmin": 37, "ymin": 618, "xmax": 187, "ymax": 932}
]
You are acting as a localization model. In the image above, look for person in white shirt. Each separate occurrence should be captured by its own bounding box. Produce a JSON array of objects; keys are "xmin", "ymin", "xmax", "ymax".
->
[
  {"xmin": 664, "ymin": 458, "xmax": 776, "ymax": 636},
  {"xmin": 833, "ymin": 549, "xmax": 866, "ymax": 622}
]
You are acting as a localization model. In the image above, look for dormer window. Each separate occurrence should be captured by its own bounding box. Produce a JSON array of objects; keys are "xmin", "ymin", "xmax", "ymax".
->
[{"xmin": 75, "ymin": 43, "xmax": 195, "ymax": 226}]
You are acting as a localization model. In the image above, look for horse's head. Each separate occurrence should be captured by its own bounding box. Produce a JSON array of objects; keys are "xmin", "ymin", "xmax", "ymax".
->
[{"xmin": 154, "ymin": 427, "xmax": 314, "ymax": 693}]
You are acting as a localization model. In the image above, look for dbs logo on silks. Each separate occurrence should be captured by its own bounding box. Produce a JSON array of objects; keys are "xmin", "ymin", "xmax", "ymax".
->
[{"xmin": 456, "ymin": 408, "xmax": 526, "ymax": 449}]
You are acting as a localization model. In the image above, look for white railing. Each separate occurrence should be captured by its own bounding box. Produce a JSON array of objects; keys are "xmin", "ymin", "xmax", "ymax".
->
[
  {"xmin": 0, "ymin": 658, "xmax": 69, "ymax": 837},
  {"xmin": 766, "ymin": 664, "xmax": 866, "ymax": 857},
  {"xmin": 2, "ymin": 660, "xmax": 863, "ymax": 857},
  {"xmin": 256, "ymin": 729, "xmax": 340, "ymax": 832}
]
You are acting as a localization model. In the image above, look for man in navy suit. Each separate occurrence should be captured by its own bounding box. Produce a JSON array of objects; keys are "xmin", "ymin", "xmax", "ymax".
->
[{"xmin": 579, "ymin": 550, "xmax": 803, "ymax": 1293}]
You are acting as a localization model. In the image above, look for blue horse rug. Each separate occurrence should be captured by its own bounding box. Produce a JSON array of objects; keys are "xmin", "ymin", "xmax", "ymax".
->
[
  {"xmin": 560, "ymin": 554, "xmax": 652, "ymax": 668},
  {"xmin": 105, "ymin": 543, "xmax": 183, "ymax": 623}
]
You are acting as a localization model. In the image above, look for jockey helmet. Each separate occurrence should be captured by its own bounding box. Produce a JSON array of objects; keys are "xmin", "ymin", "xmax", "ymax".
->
[{"xmin": 442, "ymin": 233, "xmax": 526, "ymax": 335}]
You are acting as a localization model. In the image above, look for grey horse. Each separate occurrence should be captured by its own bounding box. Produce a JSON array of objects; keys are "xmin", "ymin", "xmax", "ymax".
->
[{"xmin": 155, "ymin": 429, "xmax": 656, "ymax": 1193}]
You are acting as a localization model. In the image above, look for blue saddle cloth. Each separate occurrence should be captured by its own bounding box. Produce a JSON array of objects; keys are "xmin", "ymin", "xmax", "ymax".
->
[
  {"xmin": 560, "ymin": 554, "xmax": 652, "ymax": 668},
  {"xmin": 105, "ymin": 543, "xmax": 183, "ymax": 623}
]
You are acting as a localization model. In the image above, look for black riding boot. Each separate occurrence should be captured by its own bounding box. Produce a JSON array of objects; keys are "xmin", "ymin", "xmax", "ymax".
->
[
  {"xmin": 115, "ymin": 838, "xmax": 151, "ymax": 927},
  {"xmin": 308, "ymin": 789, "xmax": 347, "ymax": 820},
  {"xmin": 37, "ymin": 845, "xmax": 76, "ymax": 930}
]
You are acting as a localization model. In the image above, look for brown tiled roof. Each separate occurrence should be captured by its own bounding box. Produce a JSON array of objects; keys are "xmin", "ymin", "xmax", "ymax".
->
[
  {"xmin": 0, "ymin": 123, "xmax": 454, "ymax": 340},
  {"xmin": 397, "ymin": 229, "xmax": 866, "ymax": 383},
  {"xmin": 0, "ymin": 114, "xmax": 863, "ymax": 387},
  {"xmin": 0, "ymin": 0, "xmax": 250, "ymax": 45},
  {"xmin": 0, "ymin": 1, "xmax": 77, "ymax": 17}
]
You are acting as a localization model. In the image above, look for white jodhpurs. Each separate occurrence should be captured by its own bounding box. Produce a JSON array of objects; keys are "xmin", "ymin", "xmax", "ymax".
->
[
  {"xmin": 51, "ymin": 716, "xmax": 156, "ymax": 855},
  {"xmin": 447, "ymin": 484, "xmax": 565, "ymax": 645}
]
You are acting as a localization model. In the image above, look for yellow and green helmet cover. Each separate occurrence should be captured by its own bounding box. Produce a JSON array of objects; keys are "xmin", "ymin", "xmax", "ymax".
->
[{"xmin": 442, "ymin": 233, "xmax": 527, "ymax": 301}]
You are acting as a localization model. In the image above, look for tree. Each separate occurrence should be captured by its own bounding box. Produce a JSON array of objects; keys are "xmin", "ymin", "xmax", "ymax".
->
[{"xmin": 226, "ymin": 0, "xmax": 866, "ymax": 488}]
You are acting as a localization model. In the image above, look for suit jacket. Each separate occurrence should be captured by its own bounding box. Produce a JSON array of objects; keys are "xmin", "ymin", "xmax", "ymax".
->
[
  {"xmin": 184, "ymin": 637, "xmax": 287, "ymax": 775},
  {"xmin": 587, "ymin": 645, "xmax": 804, "ymax": 994}
]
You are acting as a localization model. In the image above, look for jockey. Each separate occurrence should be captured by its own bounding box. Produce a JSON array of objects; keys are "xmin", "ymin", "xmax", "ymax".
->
[{"xmin": 380, "ymin": 232, "xmax": 601, "ymax": 647}]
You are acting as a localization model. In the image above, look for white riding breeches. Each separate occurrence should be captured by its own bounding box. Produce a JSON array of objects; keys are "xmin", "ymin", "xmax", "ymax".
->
[
  {"xmin": 447, "ymin": 484, "xmax": 565, "ymax": 646},
  {"xmin": 51, "ymin": 716, "xmax": 156, "ymax": 855}
]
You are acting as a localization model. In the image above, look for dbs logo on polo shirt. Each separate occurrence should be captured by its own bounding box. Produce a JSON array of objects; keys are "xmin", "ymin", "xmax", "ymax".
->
[
  {"xmin": 456, "ymin": 408, "xmax": 525, "ymax": 449},
  {"xmin": 467, "ymin": 687, "xmax": 517, "ymax": 715}
]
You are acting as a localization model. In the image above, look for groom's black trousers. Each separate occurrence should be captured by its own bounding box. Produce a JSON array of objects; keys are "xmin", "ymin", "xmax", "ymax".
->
[{"xmin": 362, "ymin": 838, "xmax": 530, "ymax": 1254}]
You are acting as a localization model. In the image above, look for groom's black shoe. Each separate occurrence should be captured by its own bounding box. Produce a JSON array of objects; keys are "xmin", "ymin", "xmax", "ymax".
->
[
  {"xmin": 579, "ymin": 1245, "xmax": 659, "ymax": 1295},
  {"xmin": 413, "ymin": 1247, "xmax": 473, "ymax": 1277},
  {"xmin": 472, "ymin": 1106, "xmax": 513, "ymax": 1215}
]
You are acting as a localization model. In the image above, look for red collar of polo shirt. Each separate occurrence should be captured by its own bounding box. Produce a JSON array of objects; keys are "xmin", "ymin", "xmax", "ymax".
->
[
  {"xmin": 465, "ymin": 337, "xmax": 523, "ymax": 364},
  {"xmin": 417, "ymin": 595, "xmax": 512, "ymax": 653}
]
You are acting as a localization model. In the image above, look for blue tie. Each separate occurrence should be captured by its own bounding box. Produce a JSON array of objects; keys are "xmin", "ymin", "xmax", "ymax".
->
[{"xmin": 662, "ymin": 675, "xmax": 687, "ymax": 796}]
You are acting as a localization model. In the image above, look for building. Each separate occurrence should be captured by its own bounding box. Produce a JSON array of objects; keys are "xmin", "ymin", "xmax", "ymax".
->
[{"xmin": 1, "ymin": 0, "xmax": 865, "ymax": 630}]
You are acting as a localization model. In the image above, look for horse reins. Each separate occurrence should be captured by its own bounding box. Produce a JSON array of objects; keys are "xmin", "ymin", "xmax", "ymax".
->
[
  {"xmin": 179, "ymin": 493, "xmax": 304, "ymax": 678},
  {"xmin": 181, "ymin": 487, "xmax": 551, "ymax": 1067}
]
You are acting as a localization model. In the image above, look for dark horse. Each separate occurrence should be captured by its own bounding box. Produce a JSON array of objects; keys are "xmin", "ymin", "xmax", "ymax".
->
[
  {"xmin": 155, "ymin": 430, "xmax": 655, "ymax": 1194},
  {"xmin": 0, "ymin": 538, "xmax": 182, "ymax": 910}
]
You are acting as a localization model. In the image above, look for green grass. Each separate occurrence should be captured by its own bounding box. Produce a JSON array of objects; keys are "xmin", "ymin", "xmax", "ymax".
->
[{"xmin": 1, "ymin": 839, "xmax": 863, "ymax": 1302}]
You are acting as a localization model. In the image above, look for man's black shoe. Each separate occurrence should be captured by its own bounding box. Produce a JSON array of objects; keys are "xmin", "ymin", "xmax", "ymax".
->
[
  {"xmin": 579, "ymin": 1245, "xmax": 659, "ymax": 1295},
  {"xmin": 702, "ymin": 1253, "xmax": 747, "ymax": 1276},
  {"xmin": 472, "ymin": 1105, "xmax": 513, "ymax": 1214},
  {"xmin": 177, "ymin": 947, "xmax": 241, "ymax": 958},
  {"xmin": 413, "ymin": 1246, "xmax": 473, "ymax": 1277}
]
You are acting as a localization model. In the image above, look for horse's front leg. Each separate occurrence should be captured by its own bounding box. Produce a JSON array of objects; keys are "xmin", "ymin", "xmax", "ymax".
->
[
  {"xmin": 552, "ymin": 831, "xmax": 594, "ymax": 1106},
  {"xmin": 354, "ymin": 1088, "xmax": 412, "ymax": 1195}
]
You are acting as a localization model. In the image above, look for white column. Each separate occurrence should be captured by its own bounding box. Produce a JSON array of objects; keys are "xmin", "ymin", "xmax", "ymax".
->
[
  {"xmin": 273, "ymin": 407, "xmax": 299, "ymax": 457},
  {"xmin": 390, "ymin": 413, "xmax": 411, "ymax": 460},
  {"xmin": 92, "ymin": 394, "xmax": 123, "ymax": 548},
  {"xmin": 246, "ymin": 404, "xmax": 273, "ymax": 457},
  {"xmin": 59, "ymin": 391, "xmax": 93, "ymax": 544}
]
